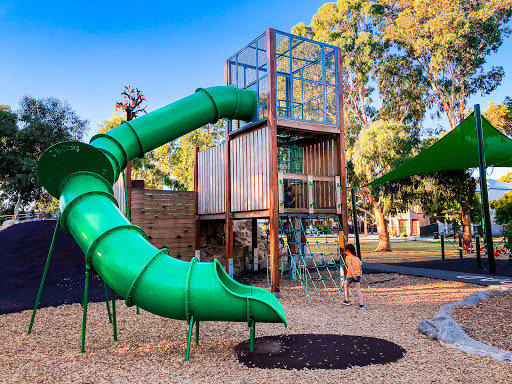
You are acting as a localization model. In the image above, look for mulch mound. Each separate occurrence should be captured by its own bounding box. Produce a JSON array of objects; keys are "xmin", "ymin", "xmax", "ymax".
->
[
  {"xmin": 234, "ymin": 334, "xmax": 406, "ymax": 370},
  {"xmin": 0, "ymin": 220, "xmax": 115, "ymax": 315},
  {"xmin": 388, "ymin": 257, "xmax": 512, "ymax": 277}
]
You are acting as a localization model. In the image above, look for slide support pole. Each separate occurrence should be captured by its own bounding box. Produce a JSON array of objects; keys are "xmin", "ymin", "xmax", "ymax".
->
[
  {"xmin": 80, "ymin": 265, "xmax": 90, "ymax": 353},
  {"xmin": 195, "ymin": 320, "xmax": 199, "ymax": 345},
  {"xmin": 112, "ymin": 288, "xmax": 117, "ymax": 341},
  {"xmin": 185, "ymin": 314, "xmax": 195, "ymax": 361},
  {"xmin": 102, "ymin": 280, "xmax": 112, "ymax": 324},
  {"xmin": 250, "ymin": 319, "xmax": 255, "ymax": 352},
  {"xmin": 28, "ymin": 216, "xmax": 61, "ymax": 335}
]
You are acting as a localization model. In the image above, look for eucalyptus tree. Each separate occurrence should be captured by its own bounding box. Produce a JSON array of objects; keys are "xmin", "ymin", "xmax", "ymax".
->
[
  {"xmin": 383, "ymin": 0, "xmax": 512, "ymax": 246},
  {"xmin": 293, "ymin": 0, "xmax": 427, "ymax": 250}
]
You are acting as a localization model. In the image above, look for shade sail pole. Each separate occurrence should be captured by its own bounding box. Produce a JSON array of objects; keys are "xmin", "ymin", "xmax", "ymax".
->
[{"xmin": 475, "ymin": 104, "xmax": 496, "ymax": 274}]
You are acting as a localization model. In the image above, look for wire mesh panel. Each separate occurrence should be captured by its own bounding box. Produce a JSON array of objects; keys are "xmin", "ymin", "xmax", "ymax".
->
[
  {"xmin": 226, "ymin": 30, "xmax": 340, "ymax": 134},
  {"xmin": 275, "ymin": 31, "xmax": 339, "ymax": 126},
  {"xmin": 227, "ymin": 32, "xmax": 268, "ymax": 133}
]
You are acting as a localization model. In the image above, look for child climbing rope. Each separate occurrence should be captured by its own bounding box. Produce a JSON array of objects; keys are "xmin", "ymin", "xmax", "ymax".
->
[{"xmin": 342, "ymin": 244, "xmax": 365, "ymax": 309}]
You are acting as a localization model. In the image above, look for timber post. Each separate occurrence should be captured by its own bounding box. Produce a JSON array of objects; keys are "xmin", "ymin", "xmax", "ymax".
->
[{"xmin": 267, "ymin": 28, "xmax": 280, "ymax": 295}]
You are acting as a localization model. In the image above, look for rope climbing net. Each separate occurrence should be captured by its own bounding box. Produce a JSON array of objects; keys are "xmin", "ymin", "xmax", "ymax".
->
[{"xmin": 265, "ymin": 214, "xmax": 374, "ymax": 306}]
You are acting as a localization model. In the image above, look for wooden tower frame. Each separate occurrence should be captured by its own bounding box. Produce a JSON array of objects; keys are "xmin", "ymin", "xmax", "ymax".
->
[{"xmin": 195, "ymin": 28, "xmax": 348, "ymax": 295}]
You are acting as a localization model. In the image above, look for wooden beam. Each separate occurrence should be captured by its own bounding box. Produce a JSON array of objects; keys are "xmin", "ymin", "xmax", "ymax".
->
[
  {"xmin": 335, "ymin": 47, "xmax": 349, "ymax": 251},
  {"xmin": 233, "ymin": 210, "xmax": 270, "ymax": 219},
  {"xmin": 267, "ymin": 28, "xmax": 280, "ymax": 295},
  {"xmin": 281, "ymin": 173, "xmax": 336, "ymax": 182},
  {"xmin": 224, "ymin": 60, "xmax": 234, "ymax": 276},
  {"xmin": 276, "ymin": 117, "xmax": 339, "ymax": 134},
  {"xmin": 228, "ymin": 119, "xmax": 268, "ymax": 138}
]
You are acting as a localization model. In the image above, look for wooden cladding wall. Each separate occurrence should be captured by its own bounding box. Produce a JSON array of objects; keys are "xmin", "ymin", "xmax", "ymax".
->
[
  {"xmin": 131, "ymin": 189, "xmax": 196, "ymax": 261},
  {"xmin": 231, "ymin": 126, "xmax": 270, "ymax": 212},
  {"xmin": 198, "ymin": 144, "xmax": 226, "ymax": 215},
  {"xmin": 112, "ymin": 173, "xmax": 126, "ymax": 216},
  {"xmin": 303, "ymin": 139, "xmax": 338, "ymax": 176}
]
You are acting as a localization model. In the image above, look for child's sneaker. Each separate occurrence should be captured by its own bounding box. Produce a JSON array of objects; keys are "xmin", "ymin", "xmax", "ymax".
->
[
  {"xmin": 359, "ymin": 304, "xmax": 365, "ymax": 310},
  {"xmin": 342, "ymin": 300, "xmax": 350, "ymax": 306}
]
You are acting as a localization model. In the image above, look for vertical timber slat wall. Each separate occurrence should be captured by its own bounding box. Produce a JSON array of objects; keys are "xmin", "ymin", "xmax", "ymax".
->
[
  {"xmin": 197, "ymin": 143, "xmax": 226, "ymax": 214},
  {"xmin": 131, "ymin": 189, "xmax": 196, "ymax": 260},
  {"xmin": 229, "ymin": 126, "xmax": 269, "ymax": 212}
]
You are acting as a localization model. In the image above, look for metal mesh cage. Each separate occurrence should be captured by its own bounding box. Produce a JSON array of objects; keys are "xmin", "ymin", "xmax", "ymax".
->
[
  {"xmin": 275, "ymin": 31, "xmax": 339, "ymax": 126},
  {"xmin": 227, "ymin": 32, "xmax": 268, "ymax": 133},
  {"xmin": 226, "ymin": 30, "xmax": 339, "ymax": 134}
]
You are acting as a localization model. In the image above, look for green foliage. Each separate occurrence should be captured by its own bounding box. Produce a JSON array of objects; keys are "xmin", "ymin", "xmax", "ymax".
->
[
  {"xmin": 383, "ymin": 0, "xmax": 512, "ymax": 128},
  {"xmin": 293, "ymin": 0, "xmax": 428, "ymax": 132},
  {"xmin": 161, "ymin": 121, "xmax": 224, "ymax": 190},
  {"xmin": 483, "ymin": 101, "xmax": 512, "ymax": 136},
  {"xmin": 499, "ymin": 172, "xmax": 512, "ymax": 184},
  {"xmin": 33, "ymin": 192, "xmax": 59, "ymax": 212},
  {"xmin": 490, "ymin": 191, "xmax": 512, "ymax": 249},
  {"xmin": 350, "ymin": 119, "xmax": 414, "ymax": 191},
  {"xmin": 98, "ymin": 116, "xmax": 223, "ymax": 190},
  {"xmin": 0, "ymin": 97, "xmax": 88, "ymax": 211},
  {"xmin": 98, "ymin": 112, "xmax": 126, "ymax": 134}
]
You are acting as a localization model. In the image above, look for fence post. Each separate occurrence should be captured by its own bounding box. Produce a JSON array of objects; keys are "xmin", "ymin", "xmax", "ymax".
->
[
  {"xmin": 475, "ymin": 235, "xmax": 481, "ymax": 268},
  {"xmin": 458, "ymin": 232, "xmax": 463, "ymax": 258},
  {"xmin": 441, "ymin": 233, "xmax": 445, "ymax": 260}
]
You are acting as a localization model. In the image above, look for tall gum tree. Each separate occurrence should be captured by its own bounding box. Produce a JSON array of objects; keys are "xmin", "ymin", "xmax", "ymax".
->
[
  {"xmin": 350, "ymin": 120, "xmax": 414, "ymax": 251},
  {"xmin": 293, "ymin": 0, "xmax": 427, "ymax": 251},
  {"xmin": 383, "ymin": 0, "xmax": 512, "ymax": 247}
]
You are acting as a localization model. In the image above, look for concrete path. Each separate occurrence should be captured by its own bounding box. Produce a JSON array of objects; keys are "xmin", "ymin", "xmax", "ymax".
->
[{"xmin": 362, "ymin": 262, "xmax": 512, "ymax": 286}]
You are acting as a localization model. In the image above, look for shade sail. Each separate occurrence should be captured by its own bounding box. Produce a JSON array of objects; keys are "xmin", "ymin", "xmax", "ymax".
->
[{"xmin": 368, "ymin": 113, "xmax": 512, "ymax": 186}]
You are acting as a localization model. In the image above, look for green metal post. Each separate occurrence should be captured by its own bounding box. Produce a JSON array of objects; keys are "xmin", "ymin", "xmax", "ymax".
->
[
  {"xmin": 195, "ymin": 320, "xmax": 199, "ymax": 345},
  {"xmin": 102, "ymin": 280, "xmax": 112, "ymax": 324},
  {"xmin": 250, "ymin": 319, "xmax": 255, "ymax": 352},
  {"xmin": 80, "ymin": 265, "xmax": 90, "ymax": 353},
  {"xmin": 351, "ymin": 188, "xmax": 361, "ymax": 259},
  {"xmin": 185, "ymin": 315, "xmax": 194, "ymax": 361},
  {"xmin": 28, "ymin": 216, "xmax": 60, "ymax": 335},
  {"xmin": 441, "ymin": 233, "xmax": 445, "ymax": 260},
  {"xmin": 458, "ymin": 232, "xmax": 463, "ymax": 258},
  {"xmin": 476, "ymin": 235, "xmax": 481, "ymax": 268},
  {"xmin": 112, "ymin": 287, "xmax": 117, "ymax": 341},
  {"xmin": 474, "ymin": 104, "xmax": 496, "ymax": 274}
]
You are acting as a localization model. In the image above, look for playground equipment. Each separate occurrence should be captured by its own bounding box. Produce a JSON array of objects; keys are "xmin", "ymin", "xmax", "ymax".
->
[
  {"xmin": 195, "ymin": 29, "xmax": 350, "ymax": 295},
  {"xmin": 31, "ymin": 85, "xmax": 286, "ymax": 359},
  {"xmin": 272, "ymin": 214, "xmax": 374, "ymax": 305}
]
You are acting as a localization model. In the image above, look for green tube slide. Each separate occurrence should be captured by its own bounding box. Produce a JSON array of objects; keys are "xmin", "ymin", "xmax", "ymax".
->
[{"xmin": 38, "ymin": 86, "xmax": 286, "ymax": 326}]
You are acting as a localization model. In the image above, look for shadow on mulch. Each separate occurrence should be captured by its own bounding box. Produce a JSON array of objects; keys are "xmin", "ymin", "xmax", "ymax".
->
[
  {"xmin": 387, "ymin": 257, "xmax": 512, "ymax": 277},
  {"xmin": 0, "ymin": 220, "xmax": 119, "ymax": 316},
  {"xmin": 234, "ymin": 334, "xmax": 406, "ymax": 370}
]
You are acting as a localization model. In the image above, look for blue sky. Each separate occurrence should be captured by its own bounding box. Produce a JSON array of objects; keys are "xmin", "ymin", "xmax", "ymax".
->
[{"xmin": 1, "ymin": 1, "xmax": 512, "ymax": 177}]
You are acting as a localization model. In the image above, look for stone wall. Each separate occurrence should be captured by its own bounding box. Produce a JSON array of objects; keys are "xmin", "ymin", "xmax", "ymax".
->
[{"xmin": 199, "ymin": 219, "xmax": 267, "ymax": 275}]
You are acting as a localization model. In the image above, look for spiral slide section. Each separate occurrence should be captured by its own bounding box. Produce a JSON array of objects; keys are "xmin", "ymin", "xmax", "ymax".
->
[{"xmin": 37, "ymin": 86, "xmax": 286, "ymax": 326}]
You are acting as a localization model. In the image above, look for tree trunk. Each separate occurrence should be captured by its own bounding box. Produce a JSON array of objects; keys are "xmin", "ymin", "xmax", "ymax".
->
[
  {"xmin": 461, "ymin": 199, "xmax": 472, "ymax": 251},
  {"xmin": 372, "ymin": 201, "xmax": 392, "ymax": 252},
  {"xmin": 13, "ymin": 193, "xmax": 22, "ymax": 220}
]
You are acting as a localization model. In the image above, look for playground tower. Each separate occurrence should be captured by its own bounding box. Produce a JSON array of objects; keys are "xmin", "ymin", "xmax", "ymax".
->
[{"xmin": 195, "ymin": 29, "xmax": 348, "ymax": 295}]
